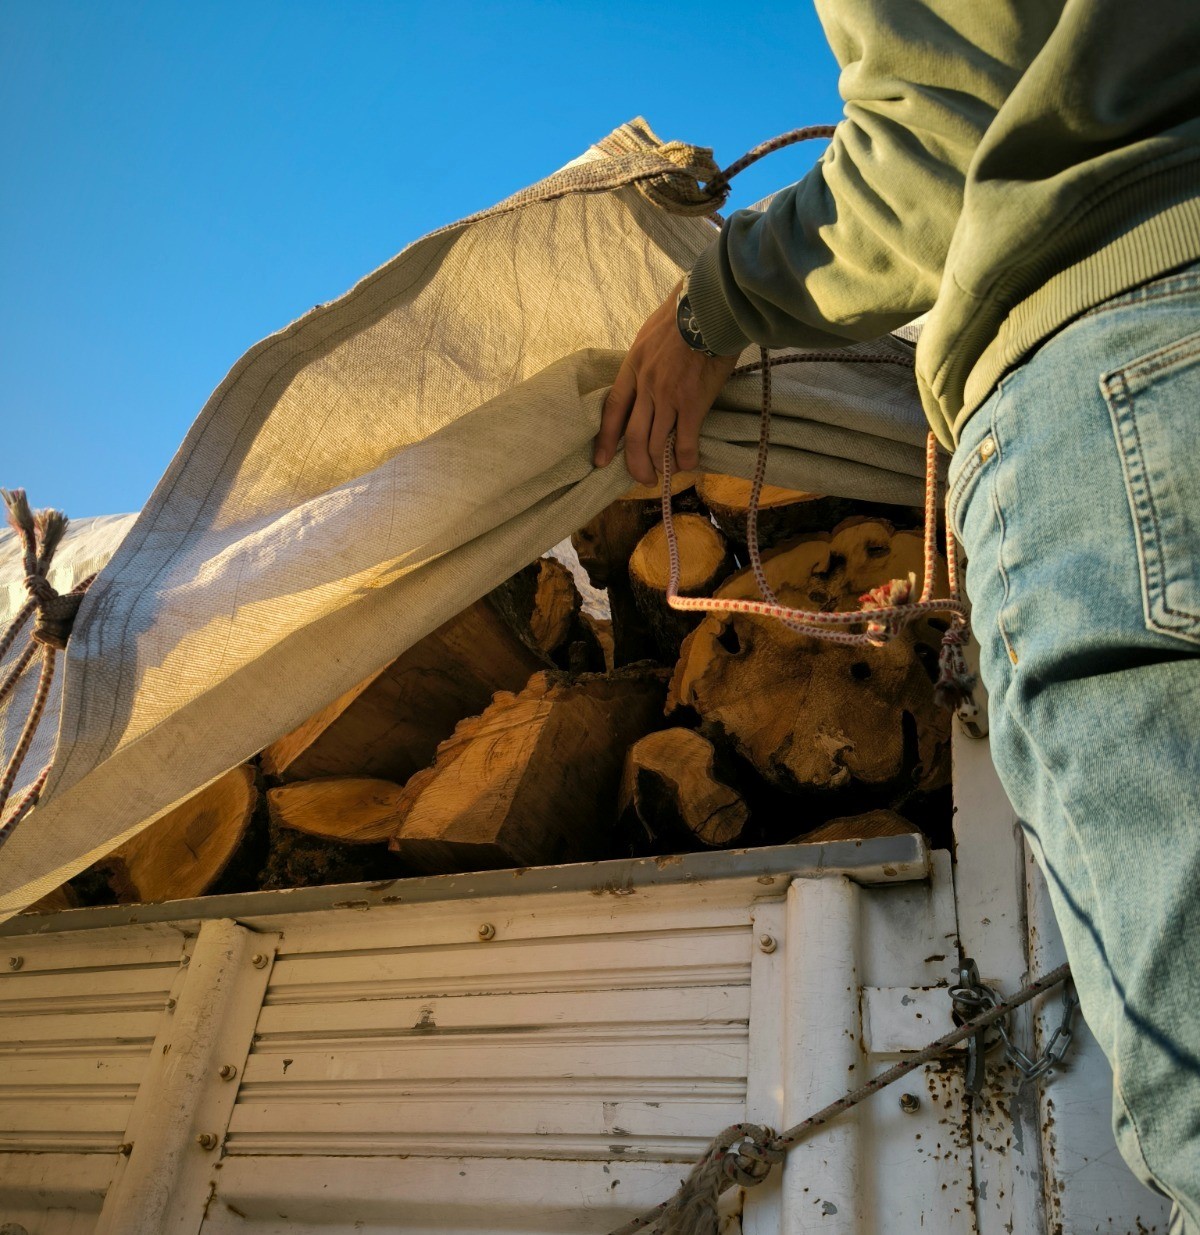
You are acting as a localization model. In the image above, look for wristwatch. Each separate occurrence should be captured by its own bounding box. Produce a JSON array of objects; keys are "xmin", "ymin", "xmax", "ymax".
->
[{"xmin": 675, "ymin": 272, "xmax": 719, "ymax": 357}]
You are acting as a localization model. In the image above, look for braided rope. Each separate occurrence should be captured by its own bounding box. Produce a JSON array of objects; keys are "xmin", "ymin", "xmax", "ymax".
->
[
  {"xmin": 661, "ymin": 352, "xmax": 974, "ymax": 698},
  {"xmin": 0, "ymin": 645, "xmax": 56, "ymax": 826},
  {"xmin": 0, "ymin": 491, "xmax": 91, "ymax": 846},
  {"xmin": 609, "ymin": 962, "xmax": 1072, "ymax": 1235},
  {"xmin": 0, "ymin": 641, "xmax": 39, "ymax": 710},
  {"xmin": 702, "ymin": 124, "xmax": 839, "ymax": 202}
]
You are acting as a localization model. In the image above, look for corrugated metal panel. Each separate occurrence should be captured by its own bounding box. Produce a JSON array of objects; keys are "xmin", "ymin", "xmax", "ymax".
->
[
  {"xmin": 230, "ymin": 905, "xmax": 754, "ymax": 1163},
  {"xmin": 0, "ymin": 922, "xmax": 195, "ymax": 1234},
  {"xmin": 0, "ymin": 807, "xmax": 1167, "ymax": 1234}
]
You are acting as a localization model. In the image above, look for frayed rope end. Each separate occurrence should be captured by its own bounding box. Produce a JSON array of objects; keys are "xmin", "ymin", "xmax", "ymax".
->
[{"xmin": 934, "ymin": 627, "xmax": 977, "ymax": 713}]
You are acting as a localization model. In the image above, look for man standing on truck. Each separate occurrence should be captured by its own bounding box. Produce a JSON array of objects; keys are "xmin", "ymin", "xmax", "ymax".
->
[{"xmin": 594, "ymin": 0, "xmax": 1200, "ymax": 1226}]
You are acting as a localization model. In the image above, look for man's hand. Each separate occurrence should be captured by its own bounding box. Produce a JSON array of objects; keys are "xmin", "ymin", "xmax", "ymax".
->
[{"xmin": 593, "ymin": 282, "xmax": 740, "ymax": 485}]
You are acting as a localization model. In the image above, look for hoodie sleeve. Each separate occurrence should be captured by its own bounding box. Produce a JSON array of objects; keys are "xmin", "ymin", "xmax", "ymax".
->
[{"xmin": 686, "ymin": 0, "xmax": 1057, "ymax": 355}]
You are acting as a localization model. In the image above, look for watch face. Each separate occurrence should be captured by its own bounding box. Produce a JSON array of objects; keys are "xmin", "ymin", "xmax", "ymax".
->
[{"xmin": 676, "ymin": 291, "xmax": 710, "ymax": 354}]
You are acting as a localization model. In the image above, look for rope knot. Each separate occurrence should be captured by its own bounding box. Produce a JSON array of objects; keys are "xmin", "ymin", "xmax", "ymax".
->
[
  {"xmin": 858, "ymin": 572, "xmax": 917, "ymax": 645},
  {"xmin": 24, "ymin": 573, "xmax": 57, "ymax": 605},
  {"xmin": 722, "ymin": 1125, "xmax": 785, "ymax": 1187},
  {"xmin": 32, "ymin": 590, "xmax": 86, "ymax": 650},
  {"xmin": 635, "ymin": 140, "xmax": 725, "ymax": 216},
  {"xmin": 654, "ymin": 1123, "xmax": 782, "ymax": 1235}
]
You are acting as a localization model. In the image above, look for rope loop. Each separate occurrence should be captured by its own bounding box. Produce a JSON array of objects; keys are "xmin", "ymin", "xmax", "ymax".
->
[
  {"xmin": 637, "ymin": 123, "xmax": 838, "ymax": 217},
  {"xmin": 639, "ymin": 1123, "xmax": 781, "ymax": 1235},
  {"xmin": 722, "ymin": 1125, "xmax": 785, "ymax": 1187},
  {"xmin": 634, "ymin": 141, "xmax": 725, "ymax": 216}
]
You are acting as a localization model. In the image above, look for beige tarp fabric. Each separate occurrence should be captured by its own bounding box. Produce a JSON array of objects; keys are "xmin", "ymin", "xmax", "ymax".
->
[{"xmin": 0, "ymin": 120, "xmax": 928, "ymax": 920}]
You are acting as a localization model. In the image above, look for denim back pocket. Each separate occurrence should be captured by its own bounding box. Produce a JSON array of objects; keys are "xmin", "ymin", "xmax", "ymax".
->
[{"xmin": 1102, "ymin": 326, "xmax": 1200, "ymax": 646}]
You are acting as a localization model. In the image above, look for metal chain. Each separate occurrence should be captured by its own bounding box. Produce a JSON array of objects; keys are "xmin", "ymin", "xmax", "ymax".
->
[{"xmin": 950, "ymin": 958, "xmax": 1079, "ymax": 1095}]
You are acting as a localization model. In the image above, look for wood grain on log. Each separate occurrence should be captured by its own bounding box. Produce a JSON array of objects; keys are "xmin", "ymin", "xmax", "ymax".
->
[
  {"xmin": 793, "ymin": 808, "xmax": 918, "ymax": 845},
  {"xmin": 696, "ymin": 473, "xmax": 858, "ymax": 551},
  {"xmin": 668, "ymin": 520, "xmax": 951, "ymax": 795},
  {"xmin": 628, "ymin": 515, "xmax": 734, "ymax": 659},
  {"xmin": 260, "ymin": 599, "xmax": 546, "ymax": 783},
  {"xmin": 487, "ymin": 557, "xmax": 579, "ymax": 660},
  {"xmin": 101, "ymin": 765, "xmax": 258, "ymax": 904},
  {"xmin": 268, "ymin": 777, "xmax": 406, "ymax": 845},
  {"xmin": 619, "ymin": 728, "xmax": 748, "ymax": 850},
  {"xmin": 390, "ymin": 667, "xmax": 667, "ymax": 873}
]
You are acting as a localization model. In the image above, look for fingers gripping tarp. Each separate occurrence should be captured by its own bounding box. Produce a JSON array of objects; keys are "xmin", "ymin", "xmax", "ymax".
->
[{"xmin": 0, "ymin": 120, "xmax": 928, "ymax": 919}]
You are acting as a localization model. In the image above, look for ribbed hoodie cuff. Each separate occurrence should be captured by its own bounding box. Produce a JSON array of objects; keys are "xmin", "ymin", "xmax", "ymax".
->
[{"xmin": 688, "ymin": 242, "xmax": 752, "ymax": 357}]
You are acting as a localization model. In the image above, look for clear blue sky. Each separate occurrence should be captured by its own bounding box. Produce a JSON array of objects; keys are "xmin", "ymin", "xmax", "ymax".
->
[{"xmin": 1, "ymin": 2, "xmax": 842, "ymax": 517}]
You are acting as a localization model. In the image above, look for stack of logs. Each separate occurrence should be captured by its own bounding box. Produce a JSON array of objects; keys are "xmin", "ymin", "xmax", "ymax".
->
[{"xmin": 54, "ymin": 473, "xmax": 953, "ymax": 910}]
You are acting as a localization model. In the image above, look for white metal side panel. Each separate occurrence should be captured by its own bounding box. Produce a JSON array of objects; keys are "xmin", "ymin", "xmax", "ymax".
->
[
  {"xmin": 0, "ymin": 839, "xmax": 934, "ymax": 1234},
  {"xmin": 210, "ymin": 880, "xmax": 762, "ymax": 1232},
  {"xmin": 1024, "ymin": 852, "xmax": 1172, "ymax": 1233},
  {"xmin": 0, "ymin": 921, "xmax": 196, "ymax": 1235}
]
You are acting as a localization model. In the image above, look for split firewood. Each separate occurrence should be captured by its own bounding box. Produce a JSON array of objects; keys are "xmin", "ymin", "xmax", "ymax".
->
[
  {"xmin": 390, "ymin": 667, "xmax": 667, "ymax": 874},
  {"xmin": 488, "ymin": 555, "xmax": 607, "ymax": 675},
  {"xmin": 571, "ymin": 476, "xmax": 700, "ymax": 666},
  {"xmin": 668, "ymin": 520, "xmax": 951, "ymax": 795},
  {"xmin": 619, "ymin": 728, "xmax": 748, "ymax": 852},
  {"xmin": 99, "ymin": 765, "xmax": 258, "ymax": 904},
  {"xmin": 267, "ymin": 777, "xmax": 406, "ymax": 845},
  {"xmin": 792, "ymin": 808, "xmax": 917, "ymax": 845},
  {"xmin": 628, "ymin": 515, "xmax": 734, "ymax": 659},
  {"xmin": 487, "ymin": 557, "xmax": 575, "ymax": 659},
  {"xmin": 260, "ymin": 599, "xmax": 546, "ymax": 784},
  {"xmin": 581, "ymin": 612, "xmax": 615, "ymax": 673}
]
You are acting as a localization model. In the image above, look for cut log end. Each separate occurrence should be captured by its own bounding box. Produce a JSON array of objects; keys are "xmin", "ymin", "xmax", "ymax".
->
[
  {"xmin": 620, "ymin": 728, "xmax": 748, "ymax": 850},
  {"xmin": 267, "ymin": 777, "xmax": 406, "ymax": 845},
  {"xmin": 390, "ymin": 666, "xmax": 668, "ymax": 874},
  {"xmin": 101, "ymin": 764, "xmax": 258, "ymax": 904},
  {"xmin": 668, "ymin": 520, "xmax": 951, "ymax": 795}
]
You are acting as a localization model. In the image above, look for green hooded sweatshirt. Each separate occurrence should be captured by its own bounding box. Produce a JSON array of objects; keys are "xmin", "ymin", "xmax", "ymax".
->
[{"xmin": 686, "ymin": 0, "xmax": 1200, "ymax": 447}]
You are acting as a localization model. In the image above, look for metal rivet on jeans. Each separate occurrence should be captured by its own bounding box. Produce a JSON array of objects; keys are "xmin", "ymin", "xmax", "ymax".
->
[{"xmin": 979, "ymin": 437, "xmax": 996, "ymax": 461}]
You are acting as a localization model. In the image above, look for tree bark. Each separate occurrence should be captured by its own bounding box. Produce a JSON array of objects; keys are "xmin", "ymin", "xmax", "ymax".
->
[{"xmin": 571, "ymin": 476, "xmax": 701, "ymax": 666}]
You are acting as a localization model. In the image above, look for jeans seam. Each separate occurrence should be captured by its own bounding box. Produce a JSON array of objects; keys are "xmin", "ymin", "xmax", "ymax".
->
[
  {"xmin": 1102, "ymin": 341, "xmax": 1200, "ymax": 641},
  {"xmin": 988, "ymin": 396, "xmax": 1019, "ymax": 667},
  {"xmin": 947, "ymin": 450, "xmax": 985, "ymax": 543}
]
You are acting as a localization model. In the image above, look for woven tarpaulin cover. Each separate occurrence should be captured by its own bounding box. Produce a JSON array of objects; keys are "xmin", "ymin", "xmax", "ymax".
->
[{"xmin": 0, "ymin": 120, "xmax": 928, "ymax": 919}]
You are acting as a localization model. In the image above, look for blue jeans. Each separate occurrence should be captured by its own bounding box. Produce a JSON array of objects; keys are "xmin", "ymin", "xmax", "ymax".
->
[{"xmin": 948, "ymin": 261, "xmax": 1200, "ymax": 1229}]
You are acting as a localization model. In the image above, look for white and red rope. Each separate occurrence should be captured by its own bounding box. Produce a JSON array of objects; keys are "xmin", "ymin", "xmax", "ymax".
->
[{"xmin": 660, "ymin": 348, "xmax": 975, "ymax": 709}]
